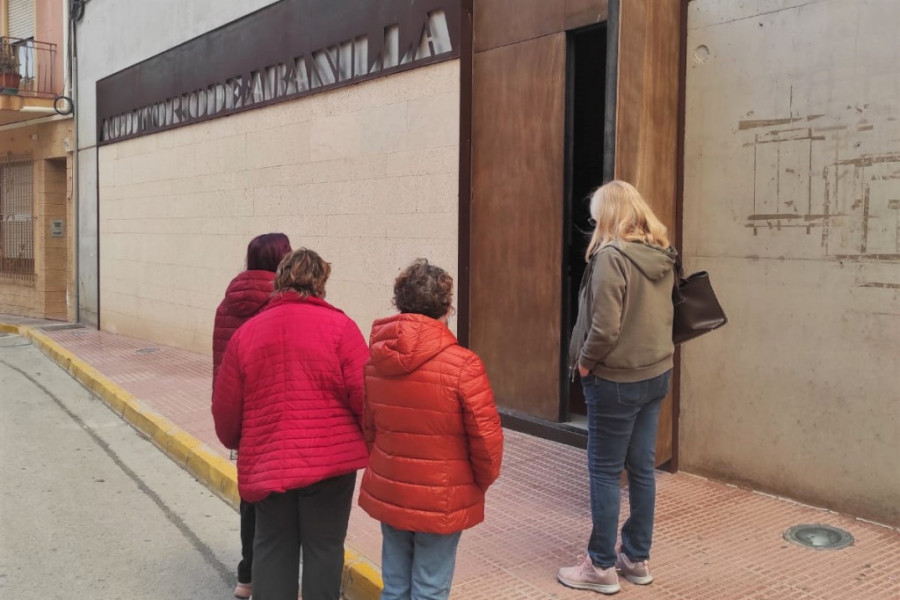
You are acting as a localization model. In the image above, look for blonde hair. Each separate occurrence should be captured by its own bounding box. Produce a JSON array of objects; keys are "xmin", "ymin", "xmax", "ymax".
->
[
  {"xmin": 584, "ymin": 180, "xmax": 670, "ymax": 261},
  {"xmin": 274, "ymin": 248, "xmax": 331, "ymax": 298}
]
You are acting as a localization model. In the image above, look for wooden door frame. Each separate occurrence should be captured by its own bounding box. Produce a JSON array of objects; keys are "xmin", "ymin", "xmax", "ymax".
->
[
  {"xmin": 670, "ymin": 0, "xmax": 690, "ymax": 472},
  {"xmin": 459, "ymin": 0, "xmax": 687, "ymax": 470},
  {"xmin": 457, "ymin": 0, "xmax": 473, "ymax": 347}
]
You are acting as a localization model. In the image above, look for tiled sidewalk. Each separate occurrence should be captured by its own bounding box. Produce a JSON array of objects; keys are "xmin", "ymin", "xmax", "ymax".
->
[{"xmin": 9, "ymin": 319, "xmax": 899, "ymax": 599}]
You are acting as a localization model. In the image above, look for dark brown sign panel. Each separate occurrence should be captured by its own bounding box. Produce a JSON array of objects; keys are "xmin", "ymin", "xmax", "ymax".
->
[{"xmin": 97, "ymin": 0, "xmax": 461, "ymax": 144}]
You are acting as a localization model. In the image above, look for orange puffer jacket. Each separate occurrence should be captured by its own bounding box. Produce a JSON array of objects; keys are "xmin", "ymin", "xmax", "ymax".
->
[{"xmin": 358, "ymin": 313, "xmax": 504, "ymax": 534}]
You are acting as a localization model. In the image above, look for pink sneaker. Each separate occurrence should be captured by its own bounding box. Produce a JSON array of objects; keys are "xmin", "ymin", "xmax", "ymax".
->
[
  {"xmin": 233, "ymin": 582, "xmax": 252, "ymax": 599},
  {"xmin": 557, "ymin": 554, "xmax": 620, "ymax": 594},
  {"xmin": 615, "ymin": 552, "xmax": 653, "ymax": 584}
]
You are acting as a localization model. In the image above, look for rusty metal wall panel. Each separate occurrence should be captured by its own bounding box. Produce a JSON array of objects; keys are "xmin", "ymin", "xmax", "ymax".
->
[
  {"xmin": 565, "ymin": 0, "xmax": 610, "ymax": 31},
  {"xmin": 473, "ymin": 0, "xmax": 610, "ymax": 52},
  {"xmin": 613, "ymin": 0, "xmax": 682, "ymax": 465},
  {"xmin": 467, "ymin": 1, "xmax": 682, "ymax": 462},
  {"xmin": 614, "ymin": 0, "xmax": 680, "ymax": 236},
  {"xmin": 474, "ymin": 0, "xmax": 563, "ymax": 52},
  {"xmin": 470, "ymin": 33, "xmax": 566, "ymax": 420}
]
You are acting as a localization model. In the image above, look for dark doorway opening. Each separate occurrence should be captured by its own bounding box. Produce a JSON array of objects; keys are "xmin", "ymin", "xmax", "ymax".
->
[{"xmin": 561, "ymin": 24, "xmax": 608, "ymax": 423}]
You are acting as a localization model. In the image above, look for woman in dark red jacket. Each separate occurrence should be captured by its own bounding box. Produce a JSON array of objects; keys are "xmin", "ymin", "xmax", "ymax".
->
[
  {"xmin": 213, "ymin": 233, "xmax": 291, "ymax": 600},
  {"xmin": 359, "ymin": 259, "xmax": 503, "ymax": 600},
  {"xmin": 213, "ymin": 233, "xmax": 291, "ymax": 379},
  {"xmin": 213, "ymin": 248, "xmax": 369, "ymax": 600}
]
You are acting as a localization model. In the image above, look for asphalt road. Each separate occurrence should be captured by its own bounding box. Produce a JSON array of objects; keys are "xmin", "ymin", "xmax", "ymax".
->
[{"xmin": 0, "ymin": 332, "xmax": 241, "ymax": 600}]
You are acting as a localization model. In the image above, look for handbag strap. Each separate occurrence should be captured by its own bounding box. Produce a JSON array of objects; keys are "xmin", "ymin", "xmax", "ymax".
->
[
  {"xmin": 673, "ymin": 250, "xmax": 685, "ymax": 279},
  {"xmin": 672, "ymin": 251, "xmax": 686, "ymax": 304}
]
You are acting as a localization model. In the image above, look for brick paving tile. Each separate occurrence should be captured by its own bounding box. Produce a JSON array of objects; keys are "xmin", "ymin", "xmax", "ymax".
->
[{"xmin": 24, "ymin": 325, "xmax": 900, "ymax": 600}]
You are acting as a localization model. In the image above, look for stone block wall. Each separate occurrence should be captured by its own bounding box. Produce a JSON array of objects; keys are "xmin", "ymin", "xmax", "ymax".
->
[{"xmin": 98, "ymin": 60, "xmax": 460, "ymax": 353}]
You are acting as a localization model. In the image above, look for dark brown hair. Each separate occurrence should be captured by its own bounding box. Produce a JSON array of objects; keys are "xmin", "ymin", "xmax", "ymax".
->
[
  {"xmin": 393, "ymin": 259, "xmax": 453, "ymax": 319},
  {"xmin": 274, "ymin": 248, "xmax": 331, "ymax": 298},
  {"xmin": 246, "ymin": 233, "xmax": 292, "ymax": 272}
]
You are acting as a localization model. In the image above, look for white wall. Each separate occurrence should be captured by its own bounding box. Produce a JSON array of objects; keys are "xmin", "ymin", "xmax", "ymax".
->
[
  {"xmin": 74, "ymin": 0, "xmax": 280, "ymax": 324},
  {"xmin": 97, "ymin": 61, "xmax": 459, "ymax": 353},
  {"xmin": 683, "ymin": 0, "xmax": 900, "ymax": 525}
]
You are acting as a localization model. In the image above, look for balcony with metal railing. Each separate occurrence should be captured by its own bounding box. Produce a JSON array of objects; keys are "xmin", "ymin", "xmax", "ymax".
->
[{"xmin": 0, "ymin": 36, "xmax": 62, "ymax": 124}]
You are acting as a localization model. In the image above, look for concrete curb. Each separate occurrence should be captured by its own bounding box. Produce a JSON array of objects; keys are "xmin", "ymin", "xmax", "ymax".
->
[{"xmin": 4, "ymin": 323, "xmax": 383, "ymax": 600}]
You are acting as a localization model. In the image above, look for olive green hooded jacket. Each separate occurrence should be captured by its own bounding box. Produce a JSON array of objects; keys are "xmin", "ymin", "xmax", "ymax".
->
[{"xmin": 567, "ymin": 240, "xmax": 677, "ymax": 383}]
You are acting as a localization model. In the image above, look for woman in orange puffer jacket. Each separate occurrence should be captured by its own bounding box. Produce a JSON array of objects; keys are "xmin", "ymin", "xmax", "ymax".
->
[{"xmin": 358, "ymin": 259, "xmax": 504, "ymax": 600}]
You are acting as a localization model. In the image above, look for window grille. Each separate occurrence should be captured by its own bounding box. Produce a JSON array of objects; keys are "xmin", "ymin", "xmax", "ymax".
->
[{"xmin": 0, "ymin": 155, "xmax": 34, "ymax": 281}]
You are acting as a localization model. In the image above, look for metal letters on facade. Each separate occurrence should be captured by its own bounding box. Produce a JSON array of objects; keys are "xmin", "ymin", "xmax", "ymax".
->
[{"xmin": 97, "ymin": 0, "xmax": 461, "ymax": 144}]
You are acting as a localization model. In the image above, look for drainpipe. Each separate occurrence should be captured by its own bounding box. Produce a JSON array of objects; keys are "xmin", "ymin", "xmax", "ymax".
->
[
  {"xmin": 65, "ymin": 0, "xmax": 81, "ymax": 322},
  {"xmin": 62, "ymin": 0, "xmax": 69, "ymax": 97}
]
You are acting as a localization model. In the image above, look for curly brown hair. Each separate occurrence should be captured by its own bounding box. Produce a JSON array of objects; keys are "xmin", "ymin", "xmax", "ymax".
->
[
  {"xmin": 393, "ymin": 259, "xmax": 453, "ymax": 319},
  {"xmin": 274, "ymin": 248, "xmax": 331, "ymax": 298}
]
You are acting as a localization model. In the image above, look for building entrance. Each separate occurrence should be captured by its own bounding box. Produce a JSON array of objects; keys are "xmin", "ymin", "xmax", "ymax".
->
[{"xmin": 562, "ymin": 24, "xmax": 608, "ymax": 424}]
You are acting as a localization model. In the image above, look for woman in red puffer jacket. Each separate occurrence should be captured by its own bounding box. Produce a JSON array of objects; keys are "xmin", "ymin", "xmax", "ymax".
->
[
  {"xmin": 213, "ymin": 233, "xmax": 292, "ymax": 380},
  {"xmin": 212, "ymin": 232, "xmax": 291, "ymax": 600},
  {"xmin": 213, "ymin": 248, "xmax": 369, "ymax": 600},
  {"xmin": 359, "ymin": 259, "xmax": 504, "ymax": 600}
]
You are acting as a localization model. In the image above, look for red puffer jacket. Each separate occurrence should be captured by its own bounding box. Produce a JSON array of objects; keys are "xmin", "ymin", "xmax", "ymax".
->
[
  {"xmin": 212, "ymin": 291, "xmax": 370, "ymax": 503},
  {"xmin": 212, "ymin": 270, "xmax": 276, "ymax": 379},
  {"xmin": 358, "ymin": 313, "xmax": 503, "ymax": 534}
]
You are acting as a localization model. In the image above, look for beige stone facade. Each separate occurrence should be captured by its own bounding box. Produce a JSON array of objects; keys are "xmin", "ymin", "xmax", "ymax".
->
[
  {"xmin": 97, "ymin": 60, "xmax": 460, "ymax": 354},
  {"xmin": 0, "ymin": 118, "xmax": 75, "ymax": 321},
  {"xmin": 682, "ymin": 0, "xmax": 899, "ymax": 525}
]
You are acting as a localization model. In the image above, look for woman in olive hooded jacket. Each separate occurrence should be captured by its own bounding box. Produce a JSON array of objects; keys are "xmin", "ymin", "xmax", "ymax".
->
[{"xmin": 558, "ymin": 181, "xmax": 676, "ymax": 595}]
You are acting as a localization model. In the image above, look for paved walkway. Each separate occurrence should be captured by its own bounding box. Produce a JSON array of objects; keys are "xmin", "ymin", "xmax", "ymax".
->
[{"xmin": 3, "ymin": 315, "xmax": 898, "ymax": 599}]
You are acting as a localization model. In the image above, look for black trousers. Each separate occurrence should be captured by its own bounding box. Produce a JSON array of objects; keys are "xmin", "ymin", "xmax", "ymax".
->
[
  {"xmin": 237, "ymin": 500, "xmax": 255, "ymax": 584},
  {"xmin": 252, "ymin": 472, "xmax": 356, "ymax": 600}
]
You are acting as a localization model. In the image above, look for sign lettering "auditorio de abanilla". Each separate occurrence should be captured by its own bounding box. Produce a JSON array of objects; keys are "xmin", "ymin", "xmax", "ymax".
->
[{"xmin": 98, "ymin": 3, "xmax": 458, "ymax": 144}]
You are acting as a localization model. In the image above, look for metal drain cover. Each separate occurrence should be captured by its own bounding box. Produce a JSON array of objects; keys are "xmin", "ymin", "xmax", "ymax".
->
[
  {"xmin": 784, "ymin": 524, "xmax": 853, "ymax": 550},
  {"xmin": 136, "ymin": 347, "xmax": 159, "ymax": 354}
]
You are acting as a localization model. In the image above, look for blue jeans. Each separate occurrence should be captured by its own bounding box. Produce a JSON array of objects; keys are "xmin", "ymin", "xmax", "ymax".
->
[
  {"xmin": 380, "ymin": 523, "xmax": 462, "ymax": 600},
  {"xmin": 582, "ymin": 371, "xmax": 671, "ymax": 568}
]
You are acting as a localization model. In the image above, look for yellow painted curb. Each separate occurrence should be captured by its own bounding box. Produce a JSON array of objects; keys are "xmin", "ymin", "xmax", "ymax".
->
[
  {"xmin": 21, "ymin": 325, "xmax": 244, "ymax": 511},
  {"xmin": 5, "ymin": 322, "xmax": 383, "ymax": 600},
  {"xmin": 343, "ymin": 548, "xmax": 384, "ymax": 600}
]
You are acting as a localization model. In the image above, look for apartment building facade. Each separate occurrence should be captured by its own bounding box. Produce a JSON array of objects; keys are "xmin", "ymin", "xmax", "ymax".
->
[{"xmin": 0, "ymin": 0, "xmax": 74, "ymax": 320}]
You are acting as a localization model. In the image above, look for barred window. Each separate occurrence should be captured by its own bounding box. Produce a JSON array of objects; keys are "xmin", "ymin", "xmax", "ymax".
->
[{"xmin": 0, "ymin": 155, "xmax": 34, "ymax": 281}]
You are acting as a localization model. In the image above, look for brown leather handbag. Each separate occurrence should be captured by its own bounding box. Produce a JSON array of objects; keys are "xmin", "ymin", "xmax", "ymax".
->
[{"xmin": 672, "ymin": 258, "xmax": 727, "ymax": 345}]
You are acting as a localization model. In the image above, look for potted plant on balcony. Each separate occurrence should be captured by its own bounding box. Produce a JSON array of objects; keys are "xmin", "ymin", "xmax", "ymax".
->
[{"xmin": 0, "ymin": 41, "xmax": 21, "ymax": 93}]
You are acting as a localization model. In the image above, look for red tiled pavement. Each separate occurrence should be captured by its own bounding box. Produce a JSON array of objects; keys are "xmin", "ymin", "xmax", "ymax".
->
[{"xmin": 16, "ymin": 322, "xmax": 900, "ymax": 599}]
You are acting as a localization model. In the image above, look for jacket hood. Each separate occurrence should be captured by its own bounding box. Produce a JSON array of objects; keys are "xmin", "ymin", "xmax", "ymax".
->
[
  {"xmin": 610, "ymin": 241, "xmax": 676, "ymax": 281},
  {"xmin": 222, "ymin": 270, "xmax": 276, "ymax": 317},
  {"xmin": 368, "ymin": 313, "xmax": 458, "ymax": 376}
]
